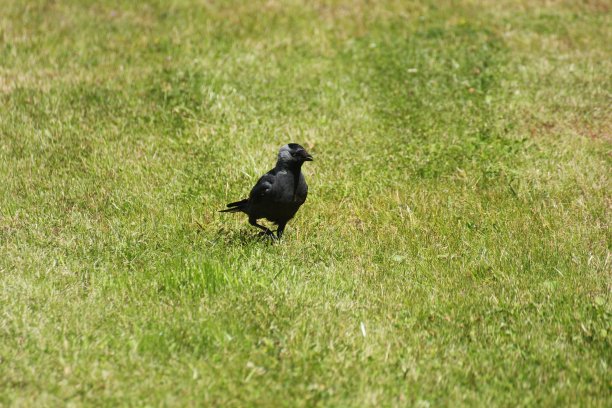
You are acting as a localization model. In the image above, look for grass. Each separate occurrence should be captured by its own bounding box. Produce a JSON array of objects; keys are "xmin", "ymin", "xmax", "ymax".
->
[{"xmin": 0, "ymin": 0, "xmax": 610, "ymax": 406}]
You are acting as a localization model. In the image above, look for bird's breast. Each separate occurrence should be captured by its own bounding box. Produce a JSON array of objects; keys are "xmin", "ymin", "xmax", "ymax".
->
[{"xmin": 292, "ymin": 191, "xmax": 307, "ymax": 204}]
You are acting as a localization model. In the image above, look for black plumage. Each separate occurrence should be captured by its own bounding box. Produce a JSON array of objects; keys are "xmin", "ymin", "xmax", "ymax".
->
[{"xmin": 220, "ymin": 143, "xmax": 313, "ymax": 239}]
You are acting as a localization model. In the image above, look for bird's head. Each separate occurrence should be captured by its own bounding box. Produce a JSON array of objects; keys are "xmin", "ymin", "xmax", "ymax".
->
[{"xmin": 277, "ymin": 143, "xmax": 313, "ymax": 167}]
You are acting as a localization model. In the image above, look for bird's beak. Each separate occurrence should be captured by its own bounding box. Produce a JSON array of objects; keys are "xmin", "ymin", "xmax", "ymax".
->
[{"xmin": 303, "ymin": 153, "xmax": 313, "ymax": 161}]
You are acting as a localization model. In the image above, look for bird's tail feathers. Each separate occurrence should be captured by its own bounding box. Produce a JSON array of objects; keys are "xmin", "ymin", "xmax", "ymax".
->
[{"xmin": 219, "ymin": 198, "xmax": 248, "ymax": 213}]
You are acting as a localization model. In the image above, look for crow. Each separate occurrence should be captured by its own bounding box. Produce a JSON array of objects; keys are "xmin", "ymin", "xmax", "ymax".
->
[{"xmin": 220, "ymin": 143, "xmax": 313, "ymax": 239}]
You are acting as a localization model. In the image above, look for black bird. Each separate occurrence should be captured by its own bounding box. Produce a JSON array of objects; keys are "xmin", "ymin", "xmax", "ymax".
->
[{"xmin": 220, "ymin": 143, "xmax": 313, "ymax": 239}]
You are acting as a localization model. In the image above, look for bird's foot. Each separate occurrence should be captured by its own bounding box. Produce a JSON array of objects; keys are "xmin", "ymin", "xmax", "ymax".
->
[{"xmin": 257, "ymin": 230, "xmax": 277, "ymax": 241}]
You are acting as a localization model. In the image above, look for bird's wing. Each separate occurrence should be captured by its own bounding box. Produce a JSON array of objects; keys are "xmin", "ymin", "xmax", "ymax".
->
[{"xmin": 248, "ymin": 171, "xmax": 276, "ymax": 203}]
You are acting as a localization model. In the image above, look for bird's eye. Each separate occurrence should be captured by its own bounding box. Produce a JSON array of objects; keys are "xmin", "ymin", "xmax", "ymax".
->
[{"xmin": 290, "ymin": 152, "xmax": 297, "ymax": 157}]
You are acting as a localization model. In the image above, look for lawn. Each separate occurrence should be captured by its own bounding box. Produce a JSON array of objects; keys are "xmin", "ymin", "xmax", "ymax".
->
[{"xmin": 0, "ymin": 0, "xmax": 610, "ymax": 406}]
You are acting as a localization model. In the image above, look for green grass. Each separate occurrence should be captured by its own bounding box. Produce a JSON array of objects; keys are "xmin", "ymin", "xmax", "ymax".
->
[{"xmin": 1, "ymin": 0, "xmax": 610, "ymax": 405}]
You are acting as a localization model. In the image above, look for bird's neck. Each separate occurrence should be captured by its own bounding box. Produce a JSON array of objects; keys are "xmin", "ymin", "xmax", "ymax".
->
[{"xmin": 276, "ymin": 161, "xmax": 303, "ymax": 173}]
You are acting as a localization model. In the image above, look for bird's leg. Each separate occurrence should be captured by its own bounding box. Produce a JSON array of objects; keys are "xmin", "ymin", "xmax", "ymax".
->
[
  {"xmin": 276, "ymin": 223, "xmax": 287, "ymax": 240},
  {"xmin": 249, "ymin": 218, "xmax": 276, "ymax": 239}
]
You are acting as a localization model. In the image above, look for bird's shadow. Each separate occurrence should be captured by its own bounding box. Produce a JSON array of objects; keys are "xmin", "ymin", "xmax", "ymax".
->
[
  {"xmin": 214, "ymin": 227, "xmax": 278, "ymax": 246},
  {"xmin": 193, "ymin": 217, "xmax": 278, "ymax": 246}
]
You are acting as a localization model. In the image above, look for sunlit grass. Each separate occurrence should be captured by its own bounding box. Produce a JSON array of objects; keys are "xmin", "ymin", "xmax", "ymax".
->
[{"xmin": 0, "ymin": 0, "xmax": 610, "ymax": 406}]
